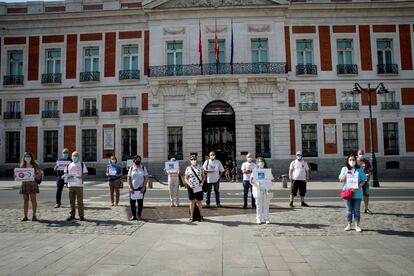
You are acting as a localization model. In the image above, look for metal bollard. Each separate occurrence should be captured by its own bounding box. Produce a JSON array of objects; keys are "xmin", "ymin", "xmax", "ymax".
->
[
  {"xmin": 281, "ymin": 174, "xmax": 288, "ymax": 188},
  {"xmin": 148, "ymin": 176, "xmax": 153, "ymax": 189}
]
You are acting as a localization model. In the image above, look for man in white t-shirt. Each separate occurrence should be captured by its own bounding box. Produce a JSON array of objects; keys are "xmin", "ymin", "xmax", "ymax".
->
[
  {"xmin": 288, "ymin": 151, "xmax": 310, "ymax": 208},
  {"xmin": 241, "ymin": 153, "xmax": 256, "ymax": 209},
  {"xmin": 203, "ymin": 151, "xmax": 225, "ymax": 208},
  {"xmin": 63, "ymin": 151, "xmax": 88, "ymax": 221}
]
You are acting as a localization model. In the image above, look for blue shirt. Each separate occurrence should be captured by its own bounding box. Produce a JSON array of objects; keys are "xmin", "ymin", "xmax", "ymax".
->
[
  {"xmin": 338, "ymin": 167, "xmax": 367, "ymax": 199},
  {"xmin": 107, "ymin": 164, "xmax": 122, "ymax": 181}
]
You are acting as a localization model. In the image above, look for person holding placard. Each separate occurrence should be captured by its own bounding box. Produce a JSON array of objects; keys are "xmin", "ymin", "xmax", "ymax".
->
[
  {"xmin": 203, "ymin": 151, "xmax": 225, "ymax": 208},
  {"xmin": 106, "ymin": 156, "xmax": 123, "ymax": 207},
  {"xmin": 128, "ymin": 155, "xmax": 148, "ymax": 220},
  {"xmin": 18, "ymin": 152, "xmax": 42, "ymax": 222},
  {"xmin": 63, "ymin": 151, "xmax": 88, "ymax": 221},
  {"xmin": 339, "ymin": 154, "xmax": 367, "ymax": 232},
  {"xmin": 53, "ymin": 148, "xmax": 71, "ymax": 208},
  {"xmin": 184, "ymin": 154, "xmax": 205, "ymax": 222},
  {"xmin": 164, "ymin": 158, "xmax": 180, "ymax": 207},
  {"xmin": 250, "ymin": 157, "xmax": 273, "ymax": 225}
]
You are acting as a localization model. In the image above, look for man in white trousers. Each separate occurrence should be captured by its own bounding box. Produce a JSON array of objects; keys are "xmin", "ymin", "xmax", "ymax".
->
[
  {"xmin": 250, "ymin": 157, "xmax": 273, "ymax": 224},
  {"xmin": 164, "ymin": 158, "xmax": 180, "ymax": 207}
]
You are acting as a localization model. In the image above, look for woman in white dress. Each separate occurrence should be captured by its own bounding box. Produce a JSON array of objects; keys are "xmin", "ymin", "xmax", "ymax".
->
[{"xmin": 250, "ymin": 157, "xmax": 273, "ymax": 225}]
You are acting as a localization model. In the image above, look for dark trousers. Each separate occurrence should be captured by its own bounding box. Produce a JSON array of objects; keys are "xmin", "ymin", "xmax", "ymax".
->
[
  {"xmin": 130, "ymin": 198, "xmax": 144, "ymax": 217},
  {"xmin": 206, "ymin": 181, "xmax": 220, "ymax": 205},
  {"xmin": 243, "ymin": 180, "xmax": 256, "ymax": 207},
  {"xmin": 56, "ymin": 178, "xmax": 65, "ymax": 205}
]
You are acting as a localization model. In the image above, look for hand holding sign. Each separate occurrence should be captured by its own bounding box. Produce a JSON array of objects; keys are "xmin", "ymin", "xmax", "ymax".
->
[{"xmin": 14, "ymin": 168, "xmax": 35, "ymax": 181}]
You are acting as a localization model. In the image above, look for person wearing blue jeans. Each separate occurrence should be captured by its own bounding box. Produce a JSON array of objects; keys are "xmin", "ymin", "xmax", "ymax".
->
[
  {"xmin": 53, "ymin": 148, "xmax": 71, "ymax": 208},
  {"xmin": 241, "ymin": 153, "xmax": 256, "ymax": 208},
  {"xmin": 339, "ymin": 153, "xmax": 367, "ymax": 232},
  {"xmin": 203, "ymin": 151, "xmax": 225, "ymax": 208}
]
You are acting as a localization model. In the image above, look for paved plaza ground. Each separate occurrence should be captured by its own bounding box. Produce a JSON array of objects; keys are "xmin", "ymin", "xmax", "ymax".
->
[{"xmin": 0, "ymin": 180, "xmax": 413, "ymax": 275}]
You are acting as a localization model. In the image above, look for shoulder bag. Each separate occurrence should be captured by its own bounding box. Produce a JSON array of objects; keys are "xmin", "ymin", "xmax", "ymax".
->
[{"xmin": 190, "ymin": 166, "xmax": 208, "ymax": 193}]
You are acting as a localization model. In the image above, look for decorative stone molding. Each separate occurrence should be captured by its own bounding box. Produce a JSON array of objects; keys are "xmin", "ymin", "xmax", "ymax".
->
[
  {"xmin": 247, "ymin": 24, "xmax": 270, "ymax": 33},
  {"xmin": 187, "ymin": 79, "xmax": 198, "ymax": 105},
  {"xmin": 148, "ymin": 81, "xmax": 160, "ymax": 106},
  {"xmin": 163, "ymin": 27, "xmax": 186, "ymax": 36},
  {"xmin": 276, "ymin": 77, "xmax": 287, "ymax": 103},
  {"xmin": 210, "ymin": 82, "xmax": 225, "ymax": 100},
  {"xmin": 206, "ymin": 25, "xmax": 227, "ymax": 34},
  {"xmin": 248, "ymin": 83, "xmax": 275, "ymax": 95},
  {"xmin": 161, "ymin": 84, "xmax": 186, "ymax": 97},
  {"xmin": 238, "ymin": 78, "xmax": 248, "ymax": 103},
  {"xmin": 156, "ymin": 0, "xmax": 278, "ymax": 9}
]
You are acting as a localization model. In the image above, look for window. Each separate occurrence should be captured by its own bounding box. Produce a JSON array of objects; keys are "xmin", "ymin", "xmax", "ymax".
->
[
  {"xmin": 300, "ymin": 92, "xmax": 316, "ymax": 103},
  {"xmin": 121, "ymin": 128, "xmax": 137, "ymax": 161},
  {"xmin": 296, "ymin": 40, "xmax": 313, "ymax": 65},
  {"xmin": 82, "ymin": 129, "xmax": 97, "ymax": 161},
  {"xmin": 382, "ymin": 91, "xmax": 396, "ymax": 103},
  {"xmin": 342, "ymin": 123, "xmax": 358, "ymax": 156},
  {"xmin": 122, "ymin": 97, "xmax": 137, "ymax": 108},
  {"xmin": 5, "ymin": 132, "xmax": 20, "ymax": 163},
  {"xmin": 83, "ymin": 47, "xmax": 99, "ymax": 72},
  {"xmin": 341, "ymin": 92, "xmax": 357, "ymax": 103},
  {"xmin": 377, "ymin": 39, "xmax": 393, "ymax": 65},
  {"xmin": 7, "ymin": 101, "xmax": 20, "ymax": 113},
  {"xmin": 45, "ymin": 100, "xmax": 58, "ymax": 111},
  {"xmin": 8, "ymin": 50, "xmax": 23, "ymax": 76},
  {"xmin": 46, "ymin": 49, "xmax": 61, "ymax": 74},
  {"xmin": 251, "ymin": 38, "xmax": 268, "ymax": 63},
  {"xmin": 337, "ymin": 40, "xmax": 353, "ymax": 65},
  {"xmin": 122, "ymin": 45, "xmax": 139, "ymax": 71},
  {"xmin": 301, "ymin": 124, "xmax": 317, "ymax": 157},
  {"xmin": 167, "ymin": 127, "xmax": 183, "ymax": 160},
  {"xmin": 383, "ymin": 123, "xmax": 399, "ymax": 155},
  {"xmin": 166, "ymin": 41, "xmax": 183, "ymax": 66},
  {"xmin": 44, "ymin": 130, "xmax": 59, "ymax": 162},
  {"xmin": 208, "ymin": 39, "xmax": 225, "ymax": 63},
  {"xmin": 83, "ymin": 98, "xmax": 96, "ymax": 110},
  {"xmin": 255, "ymin": 125, "xmax": 270, "ymax": 158}
]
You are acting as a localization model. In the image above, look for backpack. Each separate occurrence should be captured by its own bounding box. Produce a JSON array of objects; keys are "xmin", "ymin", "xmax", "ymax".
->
[{"xmin": 35, "ymin": 170, "xmax": 44, "ymax": 185}]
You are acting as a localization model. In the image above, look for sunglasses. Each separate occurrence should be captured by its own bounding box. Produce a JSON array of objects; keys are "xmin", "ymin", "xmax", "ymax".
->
[{"xmin": 190, "ymin": 158, "xmax": 196, "ymax": 161}]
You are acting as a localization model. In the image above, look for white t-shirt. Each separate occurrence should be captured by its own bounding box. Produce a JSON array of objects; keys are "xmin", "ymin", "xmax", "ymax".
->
[
  {"xmin": 128, "ymin": 165, "xmax": 148, "ymax": 189},
  {"xmin": 65, "ymin": 162, "xmax": 88, "ymax": 187},
  {"xmin": 203, "ymin": 159, "xmax": 225, "ymax": 183},
  {"xmin": 289, "ymin": 160, "xmax": 309, "ymax": 181},
  {"xmin": 250, "ymin": 168, "xmax": 273, "ymax": 198},
  {"xmin": 167, "ymin": 167, "xmax": 180, "ymax": 182},
  {"xmin": 185, "ymin": 165, "xmax": 203, "ymax": 191},
  {"xmin": 241, "ymin": 161, "xmax": 256, "ymax": 181}
]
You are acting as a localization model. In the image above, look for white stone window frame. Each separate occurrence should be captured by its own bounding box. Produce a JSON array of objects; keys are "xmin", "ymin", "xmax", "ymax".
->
[
  {"xmin": 332, "ymin": 32, "xmax": 360, "ymax": 69},
  {"xmin": 381, "ymin": 90, "xmax": 398, "ymax": 103},
  {"xmin": 121, "ymin": 96, "xmax": 138, "ymax": 108},
  {"xmin": 372, "ymin": 31, "xmax": 400, "ymax": 68},
  {"xmin": 77, "ymin": 39, "xmax": 103, "ymax": 81},
  {"xmin": 298, "ymin": 121, "xmax": 320, "ymax": 158},
  {"xmin": 380, "ymin": 121, "xmax": 401, "ymax": 156},
  {"xmin": 165, "ymin": 39, "xmax": 185, "ymax": 66},
  {"xmin": 2, "ymin": 129, "xmax": 23, "ymax": 164},
  {"xmin": 42, "ymin": 98, "xmax": 60, "ymax": 112},
  {"xmin": 338, "ymin": 121, "xmax": 361, "ymax": 157},
  {"xmin": 40, "ymin": 43, "xmax": 65, "ymax": 77},
  {"xmin": 299, "ymin": 91, "xmax": 317, "ymax": 104},
  {"xmin": 41, "ymin": 128, "xmax": 60, "ymax": 163},
  {"xmin": 79, "ymin": 127, "xmax": 100, "ymax": 163},
  {"xmin": 249, "ymin": 36, "xmax": 271, "ymax": 63},
  {"xmin": 340, "ymin": 90, "xmax": 359, "ymax": 104},
  {"xmin": 119, "ymin": 127, "xmax": 139, "ymax": 162},
  {"xmin": 166, "ymin": 125, "xmax": 184, "ymax": 161},
  {"xmin": 2, "ymin": 44, "xmax": 27, "ymax": 84},
  {"xmin": 6, "ymin": 99, "xmax": 22, "ymax": 113},
  {"xmin": 206, "ymin": 36, "xmax": 228, "ymax": 64},
  {"xmin": 117, "ymin": 37, "xmax": 143, "ymax": 80},
  {"xmin": 81, "ymin": 97, "xmax": 98, "ymax": 111}
]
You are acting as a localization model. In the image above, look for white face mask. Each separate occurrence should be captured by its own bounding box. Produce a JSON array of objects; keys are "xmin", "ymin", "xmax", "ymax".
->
[
  {"xmin": 190, "ymin": 160, "xmax": 197, "ymax": 165},
  {"xmin": 349, "ymin": 161, "xmax": 356, "ymax": 168},
  {"xmin": 358, "ymin": 154, "xmax": 364, "ymax": 159},
  {"xmin": 247, "ymin": 157, "xmax": 253, "ymax": 163},
  {"xmin": 258, "ymin": 162, "xmax": 265, "ymax": 169},
  {"xmin": 210, "ymin": 155, "xmax": 215, "ymax": 160}
]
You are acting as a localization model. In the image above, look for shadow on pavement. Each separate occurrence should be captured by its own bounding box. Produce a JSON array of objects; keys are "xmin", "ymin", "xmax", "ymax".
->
[
  {"xmin": 311, "ymin": 205, "xmax": 344, "ymax": 209},
  {"xmin": 271, "ymin": 222, "xmax": 329, "ymax": 230},
  {"xmin": 373, "ymin": 212, "xmax": 414, "ymax": 219},
  {"xmin": 363, "ymin": 229, "xmax": 414, "ymax": 237},
  {"xmin": 38, "ymin": 219, "xmax": 81, "ymax": 227}
]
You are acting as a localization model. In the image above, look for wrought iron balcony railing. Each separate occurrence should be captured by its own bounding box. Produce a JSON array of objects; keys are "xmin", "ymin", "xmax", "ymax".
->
[
  {"xmin": 120, "ymin": 107, "xmax": 139, "ymax": 116},
  {"xmin": 3, "ymin": 111, "xmax": 22, "ymax": 119},
  {"xmin": 3, "ymin": 75, "xmax": 24, "ymax": 85},
  {"xmin": 80, "ymin": 71, "xmax": 100, "ymax": 82},
  {"xmin": 340, "ymin": 102, "xmax": 359, "ymax": 111},
  {"xmin": 80, "ymin": 108, "xmax": 98, "ymax": 117},
  {"xmin": 299, "ymin": 103, "xmax": 318, "ymax": 111},
  {"xmin": 42, "ymin": 110, "xmax": 60, "ymax": 118},
  {"xmin": 119, "ymin": 70, "xmax": 140, "ymax": 80},
  {"xmin": 337, "ymin": 64, "xmax": 358, "ymax": 75},
  {"xmin": 381, "ymin": 102, "xmax": 400, "ymax": 110},
  {"xmin": 296, "ymin": 64, "xmax": 318, "ymax": 75},
  {"xmin": 149, "ymin": 62, "xmax": 287, "ymax": 77},
  {"xmin": 377, "ymin": 64, "xmax": 398, "ymax": 74},
  {"xmin": 41, "ymin": 73, "xmax": 62, "ymax": 84}
]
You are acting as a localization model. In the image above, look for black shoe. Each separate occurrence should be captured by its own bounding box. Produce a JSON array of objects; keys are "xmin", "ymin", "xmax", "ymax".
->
[
  {"xmin": 252, "ymin": 205, "xmax": 256, "ymax": 209},
  {"xmin": 243, "ymin": 205, "xmax": 247, "ymax": 209},
  {"xmin": 66, "ymin": 216, "xmax": 75, "ymax": 221},
  {"xmin": 205, "ymin": 204, "xmax": 211, "ymax": 208},
  {"xmin": 289, "ymin": 201, "xmax": 294, "ymax": 208},
  {"xmin": 80, "ymin": 216, "xmax": 85, "ymax": 221},
  {"xmin": 216, "ymin": 204, "xmax": 222, "ymax": 208},
  {"xmin": 301, "ymin": 202, "xmax": 309, "ymax": 207},
  {"xmin": 130, "ymin": 216, "xmax": 137, "ymax": 221},
  {"xmin": 364, "ymin": 209, "xmax": 373, "ymax": 215}
]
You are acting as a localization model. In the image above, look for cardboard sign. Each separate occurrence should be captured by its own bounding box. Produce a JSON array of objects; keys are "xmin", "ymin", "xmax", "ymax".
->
[
  {"xmin": 127, "ymin": 159, "xmax": 134, "ymax": 168},
  {"xmin": 254, "ymin": 169, "xmax": 272, "ymax": 181},
  {"xmin": 56, "ymin": 160, "xmax": 71, "ymax": 171},
  {"xmin": 165, "ymin": 161, "xmax": 178, "ymax": 172},
  {"xmin": 66, "ymin": 174, "xmax": 78, "ymax": 184},
  {"xmin": 346, "ymin": 171, "xmax": 359, "ymax": 189},
  {"xmin": 131, "ymin": 191, "xmax": 144, "ymax": 200},
  {"xmin": 109, "ymin": 168, "xmax": 118, "ymax": 176},
  {"xmin": 14, "ymin": 168, "xmax": 35, "ymax": 181}
]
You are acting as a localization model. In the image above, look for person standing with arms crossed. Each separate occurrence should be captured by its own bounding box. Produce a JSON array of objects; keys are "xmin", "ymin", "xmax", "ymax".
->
[
  {"xmin": 288, "ymin": 151, "xmax": 310, "ymax": 208},
  {"xmin": 203, "ymin": 151, "xmax": 225, "ymax": 208}
]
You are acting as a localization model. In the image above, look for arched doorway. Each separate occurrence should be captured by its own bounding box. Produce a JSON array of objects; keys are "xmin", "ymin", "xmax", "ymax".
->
[{"xmin": 202, "ymin": 101, "xmax": 236, "ymax": 165}]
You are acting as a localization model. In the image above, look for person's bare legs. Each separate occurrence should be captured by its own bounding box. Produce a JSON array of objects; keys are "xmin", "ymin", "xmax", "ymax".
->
[
  {"xmin": 189, "ymin": 200, "xmax": 195, "ymax": 220},
  {"xmin": 29, "ymin": 193, "xmax": 37, "ymax": 220},
  {"xmin": 23, "ymin": 194, "xmax": 29, "ymax": 219},
  {"xmin": 196, "ymin": 200, "xmax": 204, "ymax": 219}
]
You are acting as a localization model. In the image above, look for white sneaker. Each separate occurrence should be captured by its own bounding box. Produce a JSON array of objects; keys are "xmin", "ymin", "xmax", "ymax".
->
[
  {"xmin": 355, "ymin": 225, "xmax": 362, "ymax": 232},
  {"xmin": 256, "ymin": 219, "xmax": 261, "ymax": 225},
  {"xmin": 265, "ymin": 221, "xmax": 270, "ymax": 224},
  {"xmin": 344, "ymin": 224, "xmax": 352, "ymax": 231},
  {"xmin": 170, "ymin": 203, "xmax": 174, "ymax": 207}
]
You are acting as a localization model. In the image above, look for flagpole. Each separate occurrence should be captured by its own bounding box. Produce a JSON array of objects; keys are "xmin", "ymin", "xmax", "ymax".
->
[
  {"xmin": 199, "ymin": 19, "xmax": 203, "ymax": 75},
  {"xmin": 215, "ymin": 17, "xmax": 219, "ymax": 74},
  {"xmin": 230, "ymin": 18, "xmax": 234, "ymax": 74}
]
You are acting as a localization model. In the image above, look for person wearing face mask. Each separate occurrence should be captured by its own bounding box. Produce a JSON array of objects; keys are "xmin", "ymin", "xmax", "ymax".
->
[
  {"xmin": 250, "ymin": 157, "xmax": 273, "ymax": 224},
  {"xmin": 53, "ymin": 148, "xmax": 71, "ymax": 208},
  {"xmin": 339, "ymin": 154, "xmax": 367, "ymax": 232},
  {"xmin": 241, "ymin": 153, "xmax": 256, "ymax": 209},
  {"xmin": 164, "ymin": 157, "xmax": 180, "ymax": 207},
  {"xmin": 62, "ymin": 151, "xmax": 88, "ymax": 221},
  {"xmin": 106, "ymin": 156, "xmax": 123, "ymax": 207},
  {"xmin": 18, "ymin": 152, "xmax": 42, "ymax": 221},
  {"xmin": 356, "ymin": 149, "xmax": 373, "ymax": 214},
  {"xmin": 128, "ymin": 155, "xmax": 148, "ymax": 220},
  {"xmin": 203, "ymin": 151, "xmax": 225, "ymax": 208},
  {"xmin": 185, "ymin": 155, "xmax": 205, "ymax": 222},
  {"xmin": 288, "ymin": 151, "xmax": 310, "ymax": 208}
]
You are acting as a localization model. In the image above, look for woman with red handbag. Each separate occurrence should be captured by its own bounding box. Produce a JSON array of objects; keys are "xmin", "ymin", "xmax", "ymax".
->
[{"xmin": 339, "ymin": 154, "xmax": 368, "ymax": 232}]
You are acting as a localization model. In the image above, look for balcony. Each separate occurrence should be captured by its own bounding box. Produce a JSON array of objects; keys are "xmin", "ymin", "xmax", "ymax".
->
[
  {"xmin": 41, "ymin": 73, "xmax": 62, "ymax": 84},
  {"xmin": 299, "ymin": 103, "xmax": 318, "ymax": 111},
  {"xmin": 149, "ymin": 62, "xmax": 287, "ymax": 78},
  {"xmin": 337, "ymin": 64, "xmax": 358, "ymax": 75},
  {"xmin": 3, "ymin": 75, "xmax": 24, "ymax": 85},
  {"xmin": 80, "ymin": 71, "xmax": 100, "ymax": 82},
  {"xmin": 42, "ymin": 110, "xmax": 60, "ymax": 118},
  {"xmin": 119, "ymin": 70, "xmax": 140, "ymax": 80},
  {"xmin": 296, "ymin": 64, "xmax": 317, "ymax": 76},
  {"xmin": 381, "ymin": 102, "xmax": 400, "ymax": 110},
  {"xmin": 120, "ymin": 107, "xmax": 139, "ymax": 116},
  {"xmin": 340, "ymin": 102, "xmax": 359, "ymax": 111},
  {"xmin": 3, "ymin": 111, "xmax": 21, "ymax": 119},
  {"xmin": 80, "ymin": 108, "xmax": 98, "ymax": 117},
  {"xmin": 377, "ymin": 64, "xmax": 398, "ymax": 74}
]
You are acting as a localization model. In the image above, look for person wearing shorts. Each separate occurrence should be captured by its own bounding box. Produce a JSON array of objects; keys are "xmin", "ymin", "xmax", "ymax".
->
[
  {"xmin": 185, "ymin": 155, "xmax": 205, "ymax": 222},
  {"xmin": 288, "ymin": 151, "xmax": 310, "ymax": 208}
]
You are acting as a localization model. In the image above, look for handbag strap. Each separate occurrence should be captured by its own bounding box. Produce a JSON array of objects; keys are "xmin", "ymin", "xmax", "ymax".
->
[{"xmin": 190, "ymin": 166, "xmax": 202, "ymax": 185}]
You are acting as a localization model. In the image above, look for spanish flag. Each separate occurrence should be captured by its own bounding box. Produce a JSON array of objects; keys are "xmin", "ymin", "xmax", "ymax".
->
[{"xmin": 214, "ymin": 19, "xmax": 219, "ymax": 64}]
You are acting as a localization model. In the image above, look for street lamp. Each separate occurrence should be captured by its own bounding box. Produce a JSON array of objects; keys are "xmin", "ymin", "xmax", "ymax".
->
[{"xmin": 351, "ymin": 82, "xmax": 388, "ymax": 187}]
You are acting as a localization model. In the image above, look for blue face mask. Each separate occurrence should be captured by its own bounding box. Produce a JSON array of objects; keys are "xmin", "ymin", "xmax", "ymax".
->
[
  {"xmin": 72, "ymin": 156, "xmax": 79, "ymax": 163},
  {"xmin": 63, "ymin": 153, "xmax": 69, "ymax": 159},
  {"xmin": 24, "ymin": 157, "xmax": 32, "ymax": 163}
]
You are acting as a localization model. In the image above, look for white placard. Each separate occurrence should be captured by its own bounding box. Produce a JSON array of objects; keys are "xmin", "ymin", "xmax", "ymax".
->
[
  {"xmin": 165, "ymin": 161, "xmax": 178, "ymax": 172},
  {"xmin": 103, "ymin": 128, "xmax": 115, "ymax": 150},
  {"xmin": 66, "ymin": 174, "xmax": 78, "ymax": 184},
  {"xmin": 346, "ymin": 171, "xmax": 359, "ymax": 189},
  {"xmin": 324, "ymin": 124, "xmax": 336, "ymax": 144},
  {"xmin": 254, "ymin": 169, "xmax": 272, "ymax": 181},
  {"xmin": 14, "ymin": 168, "xmax": 35, "ymax": 181},
  {"xmin": 131, "ymin": 191, "xmax": 144, "ymax": 200},
  {"xmin": 127, "ymin": 159, "xmax": 134, "ymax": 168},
  {"xmin": 56, "ymin": 160, "xmax": 71, "ymax": 171},
  {"xmin": 109, "ymin": 168, "xmax": 118, "ymax": 176}
]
